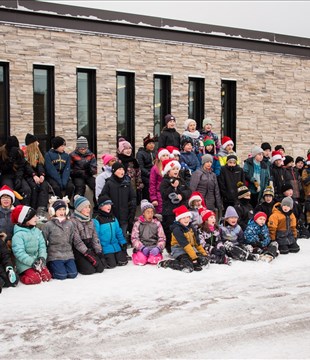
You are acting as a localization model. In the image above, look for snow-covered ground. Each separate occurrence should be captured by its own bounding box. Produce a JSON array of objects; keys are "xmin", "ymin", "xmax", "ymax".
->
[{"xmin": 1, "ymin": 238, "xmax": 310, "ymax": 360}]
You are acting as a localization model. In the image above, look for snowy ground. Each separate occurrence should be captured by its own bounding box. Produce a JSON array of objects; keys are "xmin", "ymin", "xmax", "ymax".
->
[{"xmin": 1, "ymin": 239, "xmax": 310, "ymax": 360}]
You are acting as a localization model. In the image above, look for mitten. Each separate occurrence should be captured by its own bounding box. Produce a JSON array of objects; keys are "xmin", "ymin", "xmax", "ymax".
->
[
  {"xmin": 192, "ymin": 260, "xmax": 203, "ymax": 271},
  {"xmin": 150, "ymin": 247, "xmax": 161, "ymax": 256},
  {"xmin": 32, "ymin": 258, "xmax": 43, "ymax": 272},
  {"xmin": 197, "ymin": 255, "xmax": 209, "ymax": 267},
  {"xmin": 224, "ymin": 241, "xmax": 234, "ymax": 251},
  {"xmin": 254, "ymin": 181, "xmax": 261, "ymax": 193},
  {"xmin": 168, "ymin": 192, "xmax": 180, "ymax": 204},
  {"xmin": 84, "ymin": 250, "xmax": 98, "ymax": 267},
  {"xmin": 38, "ymin": 257, "xmax": 46, "ymax": 267},
  {"xmin": 244, "ymin": 244, "xmax": 253, "ymax": 252},
  {"xmin": 6, "ymin": 266, "xmax": 17, "ymax": 284},
  {"xmin": 141, "ymin": 246, "xmax": 151, "ymax": 256}
]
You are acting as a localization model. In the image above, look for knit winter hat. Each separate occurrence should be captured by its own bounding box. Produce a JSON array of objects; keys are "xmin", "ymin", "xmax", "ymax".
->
[
  {"xmin": 281, "ymin": 183, "xmax": 293, "ymax": 194},
  {"xmin": 140, "ymin": 199, "xmax": 155, "ymax": 214},
  {"xmin": 173, "ymin": 205, "xmax": 192, "ymax": 222},
  {"xmin": 5, "ymin": 136, "xmax": 20, "ymax": 151},
  {"xmin": 181, "ymin": 136, "xmax": 193, "ymax": 150},
  {"xmin": 224, "ymin": 206, "xmax": 239, "ymax": 219},
  {"xmin": 0, "ymin": 185, "xmax": 15, "ymax": 203},
  {"xmin": 203, "ymin": 136, "xmax": 215, "ymax": 147},
  {"xmin": 237, "ymin": 181, "xmax": 250, "ymax": 199},
  {"xmin": 51, "ymin": 136, "xmax": 66, "ymax": 149},
  {"xmin": 283, "ymin": 155, "xmax": 294, "ymax": 166},
  {"xmin": 254, "ymin": 211, "xmax": 267, "ymax": 222},
  {"xmin": 271, "ymin": 150, "xmax": 283, "ymax": 164},
  {"xmin": 162, "ymin": 159, "xmax": 181, "ymax": 176},
  {"xmin": 281, "ymin": 196, "xmax": 293, "ymax": 210},
  {"xmin": 202, "ymin": 118, "xmax": 213, "ymax": 127},
  {"xmin": 227, "ymin": 154, "xmax": 238, "ymax": 162},
  {"xmin": 221, "ymin": 136, "xmax": 234, "ymax": 149},
  {"xmin": 199, "ymin": 207, "xmax": 216, "ymax": 222},
  {"xmin": 275, "ymin": 145, "xmax": 285, "ymax": 152},
  {"xmin": 251, "ymin": 146, "xmax": 264, "ymax": 158},
  {"xmin": 157, "ymin": 148, "xmax": 170, "ymax": 160},
  {"xmin": 101, "ymin": 154, "xmax": 116, "ymax": 166},
  {"xmin": 143, "ymin": 134, "xmax": 157, "ymax": 148},
  {"xmin": 166, "ymin": 146, "xmax": 180, "ymax": 157},
  {"xmin": 97, "ymin": 195, "xmax": 113, "ymax": 208},
  {"xmin": 25, "ymin": 133, "xmax": 38, "ymax": 146},
  {"xmin": 263, "ymin": 185, "xmax": 274, "ymax": 198},
  {"xmin": 52, "ymin": 199, "xmax": 67, "ymax": 212},
  {"xmin": 261, "ymin": 142, "xmax": 272, "ymax": 151},
  {"xmin": 118, "ymin": 138, "xmax": 132, "ymax": 154},
  {"xmin": 184, "ymin": 119, "xmax": 196, "ymax": 130},
  {"xmin": 11, "ymin": 205, "xmax": 36, "ymax": 225},
  {"xmin": 112, "ymin": 162, "xmax": 125, "ymax": 174},
  {"xmin": 295, "ymin": 156, "xmax": 305, "ymax": 165},
  {"xmin": 201, "ymin": 154, "xmax": 213, "ymax": 165},
  {"xmin": 74, "ymin": 195, "xmax": 90, "ymax": 212},
  {"xmin": 164, "ymin": 114, "xmax": 176, "ymax": 125},
  {"xmin": 76, "ymin": 136, "xmax": 88, "ymax": 149},
  {"xmin": 188, "ymin": 191, "xmax": 204, "ymax": 207}
]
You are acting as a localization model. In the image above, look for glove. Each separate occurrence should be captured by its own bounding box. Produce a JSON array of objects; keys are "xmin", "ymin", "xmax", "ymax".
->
[
  {"xmin": 192, "ymin": 260, "xmax": 203, "ymax": 271},
  {"xmin": 84, "ymin": 250, "xmax": 98, "ymax": 267},
  {"xmin": 244, "ymin": 244, "xmax": 254, "ymax": 252},
  {"xmin": 168, "ymin": 192, "xmax": 180, "ymax": 204},
  {"xmin": 150, "ymin": 247, "xmax": 161, "ymax": 256},
  {"xmin": 224, "ymin": 241, "xmax": 234, "ymax": 251},
  {"xmin": 254, "ymin": 181, "xmax": 261, "ymax": 193},
  {"xmin": 197, "ymin": 255, "xmax": 209, "ymax": 267},
  {"xmin": 6, "ymin": 266, "xmax": 17, "ymax": 284},
  {"xmin": 32, "ymin": 258, "xmax": 44, "ymax": 272},
  {"xmin": 141, "ymin": 246, "xmax": 151, "ymax": 256}
]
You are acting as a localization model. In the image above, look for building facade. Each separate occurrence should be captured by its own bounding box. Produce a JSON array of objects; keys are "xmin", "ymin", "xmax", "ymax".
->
[{"xmin": 0, "ymin": 0, "xmax": 309, "ymax": 161}]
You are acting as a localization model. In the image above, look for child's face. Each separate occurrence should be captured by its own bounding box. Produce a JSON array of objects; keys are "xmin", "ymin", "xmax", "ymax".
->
[
  {"xmin": 183, "ymin": 143, "xmax": 192, "ymax": 152},
  {"xmin": 179, "ymin": 215, "xmax": 191, "ymax": 226},
  {"xmin": 100, "ymin": 204, "xmax": 111, "ymax": 213},
  {"xmin": 114, "ymin": 168, "xmax": 125, "ymax": 178},
  {"xmin": 55, "ymin": 145, "xmax": 65, "ymax": 153},
  {"xmin": 225, "ymin": 144, "xmax": 234, "ymax": 152},
  {"xmin": 296, "ymin": 161, "xmax": 304, "ymax": 169},
  {"xmin": 207, "ymin": 215, "xmax": 216, "ymax": 226},
  {"xmin": 26, "ymin": 215, "xmax": 38, "ymax": 226},
  {"xmin": 286, "ymin": 161, "xmax": 294, "ymax": 168},
  {"xmin": 0, "ymin": 195, "xmax": 12, "ymax": 209},
  {"xmin": 160, "ymin": 153, "xmax": 170, "ymax": 161},
  {"xmin": 278, "ymin": 149, "xmax": 285, "ymax": 156},
  {"xmin": 205, "ymin": 145, "xmax": 214, "ymax": 153},
  {"xmin": 227, "ymin": 159, "xmax": 237, "ymax": 167},
  {"xmin": 282, "ymin": 205, "xmax": 291, "ymax": 213},
  {"xmin": 174, "ymin": 154, "xmax": 180, "ymax": 161},
  {"xmin": 243, "ymin": 193, "xmax": 251, "ymax": 200},
  {"xmin": 78, "ymin": 147, "xmax": 88, "ymax": 154},
  {"xmin": 192, "ymin": 199, "xmax": 202, "ymax": 208},
  {"xmin": 146, "ymin": 142, "xmax": 155, "ymax": 151},
  {"xmin": 264, "ymin": 195, "xmax": 273, "ymax": 203},
  {"xmin": 143, "ymin": 208, "xmax": 154, "ymax": 222},
  {"xmin": 55, "ymin": 207, "xmax": 67, "ymax": 217},
  {"xmin": 204, "ymin": 124, "xmax": 212, "ymax": 131},
  {"xmin": 254, "ymin": 153, "xmax": 264, "ymax": 162},
  {"xmin": 226, "ymin": 216, "xmax": 238, "ymax": 226},
  {"xmin": 203, "ymin": 161, "xmax": 212, "ymax": 170},
  {"xmin": 274, "ymin": 159, "xmax": 283, "ymax": 167},
  {"xmin": 107, "ymin": 159, "xmax": 116, "ymax": 167},
  {"xmin": 167, "ymin": 120, "xmax": 176, "ymax": 129},
  {"xmin": 168, "ymin": 167, "xmax": 179, "ymax": 178},
  {"xmin": 123, "ymin": 147, "xmax": 132, "ymax": 156},
  {"xmin": 255, "ymin": 216, "xmax": 266, "ymax": 226},
  {"xmin": 188, "ymin": 122, "xmax": 196, "ymax": 132},
  {"xmin": 283, "ymin": 189, "xmax": 293, "ymax": 197},
  {"xmin": 263, "ymin": 149, "xmax": 271, "ymax": 158},
  {"xmin": 81, "ymin": 205, "xmax": 91, "ymax": 217}
]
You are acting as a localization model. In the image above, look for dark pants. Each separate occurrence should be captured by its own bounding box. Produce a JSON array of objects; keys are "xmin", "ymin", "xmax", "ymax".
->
[
  {"xmin": 1, "ymin": 176, "xmax": 31, "ymax": 206},
  {"xmin": 26, "ymin": 178, "xmax": 49, "ymax": 210},
  {"xmin": 72, "ymin": 176, "xmax": 96, "ymax": 204},
  {"xmin": 46, "ymin": 177, "xmax": 75, "ymax": 200},
  {"xmin": 47, "ymin": 259, "xmax": 78, "ymax": 280},
  {"xmin": 162, "ymin": 214, "xmax": 175, "ymax": 253},
  {"xmin": 73, "ymin": 248, "xmax": 106, "ymax": 275},
  {"xmin": 104, "ymin": 251, "xmax": 128, "ymax": 269}
]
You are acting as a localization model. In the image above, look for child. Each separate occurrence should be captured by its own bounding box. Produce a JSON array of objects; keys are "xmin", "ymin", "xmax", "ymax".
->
[
  {"xmin": 244, "ymin": 211, "xmax": 279, "ymax": 262},
  {"xmin": 11, "ymin": 205, "xmax": 51, "ymax": 284},
  {"xmin": 283, "ymin": 155, "xmax": 303, "ymax": 202},
  {"xmin": 149, "ymin": 148, "xmax": 170, "ymax": 215},
  {"xmin": 188, "ymin": 191, "xmax": 205, "ymax": 230},
  {"xmin": 268, "ymin": 197, "xmax": 299, "ymax": 254},
  {"xmin": 42, "ymin": 197, "xmax": 78, "ymax": 280},
  {"xmin": 181, "ymin": 119, "xmax": 204, "ymax": 163},
  {"xmin": 157, "ymin": 114, "xmax": 180, "ymax": 149},
  {"xmin": 70, "ymin": 136, "xmax": 97, "ymax": 205},
  {"xmin": 93, "ymin": 195, "xmax": 128, "ymax": 268},
  {"xmin": 254, "ymin": 185, "xmax": 275, "ymax": 221},
  {"xmin": 0, "ymin": 185, "xmax": 18, "ymax": 251},
  {"xmin": 179, "ymin": 137, "xmax": 200, "ymax": 173},
  {"xmin": 131, "ymin": 199, "xmax": 166, "ymax": 266},
  {"xmin": 158, "ymin": 205, "xmax": 208, "ymax": 272},
  {"xmin": 95, "ymin": 154, "xmax": 116, "ymax": 200},
  {"xmin": 167, "ymin": 146, "xmax": 191, "ymax": 185},
  {"xmin": 199, "ymin": 118, "xmax": 221, "ymax": 153},
  {"xmin": 160, "ymin": 159, "xmax": 192, "ymax": 253},
  {"xmin": 44, "ymin": 136, "xmax": 74, "ymax": 200},
  {"xmin": 71, "ymin": 195, "xmax": 106, "ymax": 275},
  {"xmin": 302, "ymin": 155, "xmax": 310, "ymax": 229},
  {"xmin": 0, "ymin": 232, "xmax": 18, "ymax": 292},
  {"xmin": 218, "ymin": 136, "xmax": 238, "ymax": 166},
  {"xmin": 270, "ymin": 150, "xmax": 290, "ymax": 202},
  {"xmin": 235, "ymin": 182, "xmax": 254, "ymax": 231},
  {"xmin": 295, "ymin": 156, "xmax": 305, "ymax": 176},
  {"xmin": 261, "ymin": 142, "xmax": 272, "ymax": 169},
  {"xmin": 202, "ymin": 137, "xmax": 221, "ymax": 176},
  {"xmin": 198, "ymin": 208, "xmax": 231, "ymax": 265}
]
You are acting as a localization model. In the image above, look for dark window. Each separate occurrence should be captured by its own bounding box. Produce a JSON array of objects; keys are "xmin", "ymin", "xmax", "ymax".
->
[
  {"xmin": 77, "ymin": 69, "xmax": 97, "ymax": 155},
  {"xmin": 154, "ymin": 75, "xmax": 171, "ymax": 137},
  {"xmin": 33, "ymin": 66, "xmax": 55, "ymax": 153},
  {"xmin": 0, "ymin": 63, "xmax": 9, "ymax": 146},
  {"xmin": 117, "ymin": 72, "xmax": 135, "ymax": 151},
  {"xmin": 221, "ymin": 80, "xmax": 236, "ymax": 148},
  {"xmin": 188, "ymin": 77, "xmax": 205, "ymax": 128}
]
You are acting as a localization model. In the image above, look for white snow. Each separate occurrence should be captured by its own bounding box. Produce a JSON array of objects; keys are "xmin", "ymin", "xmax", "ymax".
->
[{"xmin": 1, "ymin": 238, "xmax": 310, "ymax": 359}]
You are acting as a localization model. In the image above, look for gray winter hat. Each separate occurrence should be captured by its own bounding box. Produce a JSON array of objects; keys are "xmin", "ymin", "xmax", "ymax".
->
[
  {"xmin": 224, "ymin": 206, "xmax": 239, "ymax": 219},
  {"xmin": 201, "ymin": 154, "xmax": 213, "ymax": 165},
  {"xmin": 251, "ymin": 146, "xmax": 264, "ymax": 158},
  {"xmin": 281, "ymin": 197, "xmax": 293, "ymax": 210}
]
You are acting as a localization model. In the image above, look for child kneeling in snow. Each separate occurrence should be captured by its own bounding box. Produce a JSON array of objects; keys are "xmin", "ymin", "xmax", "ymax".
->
[
  {"xmin": 158, "ymin": 205, "xmax": 208, "ymax": 272},
  {"xmin": 12, "ymin": 205, "xmax": 51, "ymax": 285},
  {"xmin": 244, "ymin": 211, "xmax": 279, "ymax": 262},
  {"xmin": 131, "ymin": 199, "xmax": 166, "ymax": 265}
]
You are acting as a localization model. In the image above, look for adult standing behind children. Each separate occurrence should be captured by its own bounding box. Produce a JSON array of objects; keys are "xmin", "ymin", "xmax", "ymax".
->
[{"xmin": 157, "ymin": 114, "xmax": 180, "ymax": 149}]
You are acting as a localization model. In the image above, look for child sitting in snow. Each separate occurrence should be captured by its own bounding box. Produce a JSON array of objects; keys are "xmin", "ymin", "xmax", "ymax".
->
[
  {"xmin": 11, "ymin": 205, "xmax": 51, "ymax": 285},
  {"xmin": 0, "ymin": 232, "xmax": 18, "ymax": 292},
  {"xmin": 131, "ymin": 200, "xmax": 166, "ymax": 266},
  {"xmin": 244, "ymin": 211, "xmax": 279, "ymax": 262},
  {"xmin": 198, "ymin": 208, "xmax": 231, "ymax": 265},
  {"xmin": 158, "ymin": 205, "xmax": 208, "ymax": 272},
  {"xmin": 234, "ymin": 182, "xmax": 254, "ymax": 230}
]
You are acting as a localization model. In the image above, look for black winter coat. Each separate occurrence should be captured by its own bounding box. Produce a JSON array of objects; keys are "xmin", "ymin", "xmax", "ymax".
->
[
  {"xmin": 218, "ymin": 164, "xmax": 245, "ymax": 205},
  {"xmin": 235, "ymin": 199, "xmax": 254, "ymax": 231},
  {"xmin": 136, "ymin": 147, "xmax": 155, "ymax": 185},
  {"xmin": 158, "ymin": 128, "xmax": 180, "ymax": 149},
  {"xmin": 270, "ymin": 165, "xmax": 290, "ymax": 201}
]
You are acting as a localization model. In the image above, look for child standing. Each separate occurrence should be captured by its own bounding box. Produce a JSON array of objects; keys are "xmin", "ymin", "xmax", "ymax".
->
[
  {"xmin": 181, "ymin": 119, "xmax": 204, "ymax": 163},
  {"xmin": 158, "ymin": 114, "xmax": 180, "ymax": 149},
  {"xmin": 269, "ymin": 150, "xmax": 290, "ymax": 202},
  {"xmin": 11, "ymin": 205, "xmax": 51, "ymax": 284},
  {"xmin": 218, "ymin": 136, "xmax": 238, "ymax": 167},
  {"xmin": 131, "ymin": 199, "xmax": 166, "ymax": 266},
  {"xmin": 95, "ymin": 154, "xmax": 116, "ymax": 200},
  {"xmin": 202, "ymin": 137, "xmax": 221, "ymax": 176},
  {"xmin": 42, "ymin": 198, "xmax": 78, "ymax": 280},
  {"xmin": 199, "ymin": 118, "xmax": 221, "ymax": 153},
  {"xmin": 179, "ymin": 137, "xmax": 200, "ymax": 173}
]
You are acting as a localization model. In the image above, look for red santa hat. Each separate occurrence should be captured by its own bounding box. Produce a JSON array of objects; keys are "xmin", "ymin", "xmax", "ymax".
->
[
  {"xmin": 162, "ymin": 159, "xmax": 181, "ymax": 176},
  {"xmin": 188, "ymin": 191, "xmax": 206, "ymax": 208},
  {"xmin": 157, "ymin": 147, "xmax": 170, "ymax": 160},
  {"xmin": 271, "ymin": 150, "xmax": 283, "ymax": 164},
  {"xmin": 221, "ymin": 136, "xmax": 234, "ymax": 149},
  {"xmin": 254, "ymin": 211, "xmax": 267, "ymax": 222},
  {"xmin": 173, "ymin": 205, "xmax": 192, "ymax": 222},
  {"xmin": 0, "ymin": 185, "xmax": 15, "ymax": 203},
  {"xmin": 199, "ymin": 207, "xmax": 216, "ymax": 223},
  {"xmin": 11, "ymin": 205, "xmax": 36, "ymax": 225},
  {"xmin": 166, "ymin": 146, "xmax": 181, "ymax": 158}
]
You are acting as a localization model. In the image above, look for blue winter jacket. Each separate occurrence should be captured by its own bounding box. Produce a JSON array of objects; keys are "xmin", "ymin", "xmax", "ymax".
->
[
  {"xmin": 12, "ymin": 225, "xmax": 47, "ymax": 274},
  {"xmin": 44, "ymin": 149, "xmax": 71, "ymax": 188},
  {"xmin": 180, "ymin": 151, "xmax": 200, "ymax": 173},
  {"xmin": 244, "ymin": 219, "xmax": 271, "ymax": 248}
]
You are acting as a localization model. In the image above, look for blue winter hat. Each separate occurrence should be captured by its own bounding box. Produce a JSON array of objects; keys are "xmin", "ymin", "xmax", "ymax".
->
[
  {"xmin": 224, "ymin": 206, "xmax": 239, "ymax": 219},
  {"xmin": 74, "ymin": 195, "xmax": 90, "ymax": 212}
]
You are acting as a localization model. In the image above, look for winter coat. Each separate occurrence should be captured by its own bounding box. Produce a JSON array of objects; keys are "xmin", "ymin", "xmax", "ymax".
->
[
  {"xmin": 71, "ymin": 214, "xmax": 102, "ymax": 255},
  {"xmin": 131, "ymin": 215, "xmax": 166, "ymax": 250},
  {"xmin": 199, "ymin": 129, "xmax": 221, "ymax": 153},
  {"xmin": 254, "ymin": 200, "xmax": 275, "ymax": 221},
  {"xmin": 217, "ymin": 147, "xmax": 239, "ymax": 167},
  {"xmin": 218, "ymin": 164, "xmax": 245, "ymax": 206},
  {"xmin": 160, "ymin": 176, "xmax": 192, "ymax": 216},
  {"xmin": 42, "ymin": 218, "xmax": 75, "ymax": 262},
  {"xmin": 243, "ymin": 157, "xmax": 270, "ymax": 201},
  {"xmin": 100, "ymin": 174, "xmax": 136, "ymax": 227},
  {"xmin": 189, "ymin": 208, "xmax": 202, "ymax": 230},
  {"xmin": 69, "ymin": 148, "xmax": 97, "ymax": 179},
  {"xmin": 179, "ymin": 151, "xmax": 200, "ymax": 173},
  {"xmin": 244, "ymin": 219, "xmax": 271, "ymax": 248},
  {"xmin": 0, "ymin": 206, "xmax": 14, "ymax": 241},
  {"xmin": 301, "ymin": 166, "xmax": 310, "ymax": 197},
  {"xmin": 235, "ymin": 200, "xmax": 254, "ymax": 231},
  {"xmin": 190, "ymin": 167, "xmax": 222, "ymax": 211},
  {"xmin": 283, "ymin": 166, "xmax": 302, "ymax": 200},
  {"xmin": 270, "ymin": 165, "xmax": 290, "ymax": 201},
  {"xmin": 95, "ymin": 166, "xmax": 112, "ymax": 200},
  {"xmin": 149, "ymin": 165, "xmax": 163, "ymax": 214},
  {"xmin": 118, "ymin": 153, "xmax": 143, "ymax": 191},
  {"xmin": 181, "ymin": 131, "xmax": 203, "ymax": 157},
  {"xmin": 268, "ymin": 203, "xmax": 297, "ymax": 244},
  {"xmin": 0, "ymin": 237, "xmax": 13, "ymax": 272},
  {"xmin": 12, "ymin": 225, "xmax": 47, "ymax": 274},
  {"xmin": 170, "ymin": 221, "xmax": 206, "ymax": 260},
  {"xmin": 158, "ymin": 127, "xmax": 180, "ymax": 149},
  {"xmin": 93, "ymin": 209, "xmax": 127, "ymax": 254},
  {"xmin": 136, "ymin": 147, "xmax": 156, "ymax": 186},
  {"xmin": 220, "ymin": 223, "xmax": 244, "ymax": 245},
  {"xmin": 44, "ymin": 149, "xmax": 71, "ymax": 189},
  {"xmin": 198, "ymin": 226, "xmax": 222, "ymax": 249}
]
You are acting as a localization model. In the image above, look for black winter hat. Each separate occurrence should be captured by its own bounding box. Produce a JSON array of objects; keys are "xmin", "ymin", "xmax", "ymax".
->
[
  {"xmin": 164, "ymin": 114, "xmax": 176, "ymax": 125},
  {"xmin": 51, "ymin": 136, "xmax": 66, "ymax": 149},
  {"xmin": 112, "ymin": 161, "xmax": 125, "ymax": 174},
  {"xmin": 5, "ymin": 136, "xmax": 19, "ymax": 151},
  {"xmin": 181, "ymin": 136, "xmax": 193, "ymax": 150},
  {"xmin": 275, "ymin": 145, "xmax": 285, "ymax": 152},
  {"xmin": 97, "ymin": 195, "xmax": 113, "ymax": 208},
  {"xmin": 295, "ymin": 156, "xmax": 305, "ymax": 164},
  {"xmin": 25, "ymin": 133, "xmax": 38, "ymax": 146},
  {"xmin": 281, "ymin": 183, "xmax": 293, "ymax": 194},
  {"xmin": 261, "ymin": 142, "xmax": 271, "ymax": 151},
  {"xmin": 283, "ymin": 155, "xmax": 294, "ymax": 166}
]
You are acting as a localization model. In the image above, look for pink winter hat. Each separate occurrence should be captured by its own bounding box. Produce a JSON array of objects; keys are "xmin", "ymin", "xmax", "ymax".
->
[
  {"xmin": 101, "ymin": 154, "xmax": 116, "ymax": 166},
  {"xmin": 118, "ymin": 138, "xmax": 132, "ymax": 154}
]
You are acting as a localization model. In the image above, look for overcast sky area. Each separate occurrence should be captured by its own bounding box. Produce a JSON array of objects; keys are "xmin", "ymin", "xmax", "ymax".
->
[{"xmin": 38, "ymin": 1, "xmax": 310, "ymax": 38}]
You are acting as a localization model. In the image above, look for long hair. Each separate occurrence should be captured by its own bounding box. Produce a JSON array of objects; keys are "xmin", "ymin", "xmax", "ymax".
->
[{"xmin": 26, "ymin": 142, "xmax": 45, "ymax": 168}]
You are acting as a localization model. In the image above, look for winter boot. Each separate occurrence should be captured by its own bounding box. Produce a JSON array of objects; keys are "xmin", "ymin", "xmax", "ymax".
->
[
  {"xmin": 157, "ymin": 259, "xmax": 192, "ymax": 272},
  {"xmin": 247, "ymin": 252, "xmax": 260, "ymax": 261},
  {"xmin": 288, "ymin": 241, "xmax": 300, "ymax": 253},
  {"xmin": 226, "ymin": 245, "xmax": 248, "ymax": 261},
  {"xmin": 278, "ymin": 244, "xmax": 289, "ymax": 255}
]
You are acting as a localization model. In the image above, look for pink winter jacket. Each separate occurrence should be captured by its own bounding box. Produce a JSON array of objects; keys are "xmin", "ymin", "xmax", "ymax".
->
[{"xmin": 149, "ymin": 165, "xmax": 163, "ymax": 214}]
